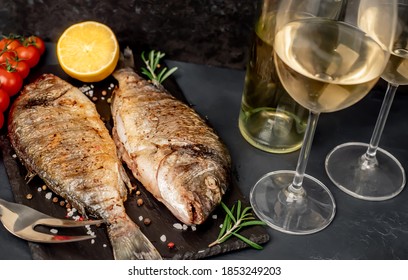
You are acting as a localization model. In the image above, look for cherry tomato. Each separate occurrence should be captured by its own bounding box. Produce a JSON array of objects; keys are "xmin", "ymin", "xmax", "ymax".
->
[
  {"xmin": 0, "ymin": 38, "xmax": 22, "ymax": 51},
  {"xmin": 0, "ymin": 89, "xmax": 10, "ymax": 112},
  {"xmin": 0, "ymin": 67, "xmax": 23, "ymax": 96},
  {"xmin": 15, "ymin": 45, "xmax": 40, "ymax": 68},
  {"xmin": 3, "ymin": 58, "xmax": 30, "ymax": 79},
  {"xmin": 24, "ymin": 36, "xmax": 45, "ymax": 55},
  {"xmin": 0, "ymin": 50, "xmax": 16, "ymax": 64},
  {"xmin": 0, "ymin": 112, "xmax": 4, "ymax": 129}
]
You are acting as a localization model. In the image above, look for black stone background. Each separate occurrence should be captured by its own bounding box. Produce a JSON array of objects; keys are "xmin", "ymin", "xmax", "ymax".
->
[{"xmin": 0, "ymin": 0, "xmax": 258, "ymax": 69}]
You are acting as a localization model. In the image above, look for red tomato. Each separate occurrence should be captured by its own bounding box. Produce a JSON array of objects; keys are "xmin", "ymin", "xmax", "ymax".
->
[
  {"xmin": 3, "ymin": 58, "xmax": 30, "ymax": 79},
  {"xmin": 3, "ymin": 38, "xmax": 22, "ymax": 51},
  {"xmin": 24, "ymin": 36, "xmax": 45, "ymax": 55},
  {"xmin": 15, "ymin": 45, "xmax": 40, "ymax": 68},
  {"xmin": 0, "ymin": 50, "xmax": 16, "ymax": 64},
  {"xmin": 0, "ymin": 89, "xmax": 10, "ymax": 112},
  {"xmin": 0, "ymin": 67, "xmax": 23, "ymax": 96},
  {"xmin": 0, "ymin": 112, "xmax": 4, "ymax": 129}
]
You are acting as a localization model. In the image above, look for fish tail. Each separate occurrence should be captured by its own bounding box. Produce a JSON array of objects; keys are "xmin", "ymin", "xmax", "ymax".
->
[{"xmin": 108, "ymin": 216, "xmax": 162, "ymax": 260}]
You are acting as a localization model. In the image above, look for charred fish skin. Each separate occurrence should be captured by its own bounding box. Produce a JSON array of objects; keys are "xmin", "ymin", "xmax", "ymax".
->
[
  {"xmin": 8, "ymin": 74, "xmax": 161, "ymax": 260},
  {"xmin": 111, "ymin": 68, "xmax": 231, "ymax": 225}
]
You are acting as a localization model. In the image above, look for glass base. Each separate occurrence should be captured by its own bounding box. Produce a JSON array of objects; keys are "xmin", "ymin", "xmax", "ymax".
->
[
  {"xmin": 250, "ymin": 170, "xmax": 336, "ymax": 235},
  {"xmin": 325, "ymin": 142, "xmax": 406, "ymax": 201}
]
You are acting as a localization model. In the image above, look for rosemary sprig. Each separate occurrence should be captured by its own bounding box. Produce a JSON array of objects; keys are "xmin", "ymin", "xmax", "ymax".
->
[
  {"xmin": 140, "ymin": 50, "xmax": 178, "ymax": 87},
  {"xmin": 208, "ymin": 200, "xmax": 266, "ymax": 249}
]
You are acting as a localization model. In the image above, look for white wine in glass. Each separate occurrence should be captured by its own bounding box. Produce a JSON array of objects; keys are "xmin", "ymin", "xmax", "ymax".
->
[
  {"xmin": 250, "ymin": 0, "xmax": 397, "ymax": 234},
  {"xmin": 325, "ymin": 1, "xmax": 407, "ymax": 201}
]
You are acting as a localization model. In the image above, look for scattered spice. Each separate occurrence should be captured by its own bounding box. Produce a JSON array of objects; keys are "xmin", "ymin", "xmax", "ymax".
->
[
  {"xmin": 45, "ymin": 192, "xmax": 52, "ymax": 200},
  {"xmin": 92, "ymin": 96, "xmax": 98, "ymax": 102},
  {"xmin": 173, "ymin": 223, "xmax": 183, "ymax": 230},
  {"xmin": 42, "ymin": 185, "xmax": 47, "ymax": 191},
  {"xmin": 167, "ymin": 242, "xmax": 175, "ymax": 249},
  {"xmin": 136, "ymin": 190, "xmax": 141, "ymax": 196},
  {"xmin": 59, "ymin": 201, "xmax": 66, "ymax": 207},
  {"xmin": 26, "ymin": 193, "xmax": 33, "ymax": 200},
  {"xmin": 52, "ymin": 197, "xmax": 59, "ymax": 203},
  {"xmin": 143, "ymin": 218, "xmax": 151, "ymax": 226},
  {"xmin": 136, "ymin": 198, "xmax": 144, "ymax": 206},
  {"xmin": 160, "ymin": 235, "xmax": 167, "ymax": 242},
  {"xmin": 65, "ymin": 202, "xmax": 71, "ymax": 209}
]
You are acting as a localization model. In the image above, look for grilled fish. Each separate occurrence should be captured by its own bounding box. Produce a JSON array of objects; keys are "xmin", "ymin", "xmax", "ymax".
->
[
  {"xmin": 111, "ymin": 67, "xmax": 231, "ymax": 225},
  {"xmin": 8, "ymin": 74, "xmax": 161, "ymax": 260}
]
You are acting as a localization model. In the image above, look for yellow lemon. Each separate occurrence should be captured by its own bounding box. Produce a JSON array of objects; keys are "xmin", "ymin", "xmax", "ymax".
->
[{"xmin": 57, "ymin": 21, "xmax": 119, "ymax": 82}]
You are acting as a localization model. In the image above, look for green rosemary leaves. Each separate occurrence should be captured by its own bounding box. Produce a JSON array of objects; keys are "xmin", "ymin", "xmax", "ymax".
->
[
  {"xmin": 209, "ymin": 200, "xmax": 266, "ymax": 250},
  {"xmin": 141, "ymin": 50, "xmax": 178, "ymax": 86}
]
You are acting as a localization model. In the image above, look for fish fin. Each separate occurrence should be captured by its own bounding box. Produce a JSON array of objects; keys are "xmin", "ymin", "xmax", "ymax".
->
[{"xmin": 108, "ymin": 216, "xmax": 162, "ymax": 260}]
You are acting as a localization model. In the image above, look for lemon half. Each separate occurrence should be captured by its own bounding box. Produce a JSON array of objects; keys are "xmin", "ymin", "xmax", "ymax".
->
[{"xmin": 57, "ymin": 21, "xmax": 119, "ymax": 82}]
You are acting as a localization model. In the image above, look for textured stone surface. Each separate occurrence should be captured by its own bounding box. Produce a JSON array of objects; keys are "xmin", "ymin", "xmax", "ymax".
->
[{"xmin": 0, "ymin": 0, "xmax": 258, "ymax": 69}]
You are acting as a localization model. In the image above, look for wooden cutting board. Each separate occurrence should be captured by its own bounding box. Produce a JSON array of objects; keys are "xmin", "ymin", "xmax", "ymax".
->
[{"xmin": 0, "ymin": 59, "xmax": 269, "ymax": 260}]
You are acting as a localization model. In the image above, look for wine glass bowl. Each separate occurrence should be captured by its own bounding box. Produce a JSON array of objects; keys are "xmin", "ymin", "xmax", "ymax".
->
[
  {"xmin": 249, "ymin": 0, "xmax": 397, "ymax": 234},
  {"xmin": 325, "ymin": 1, "xmax": 407, "ymax": 201}
]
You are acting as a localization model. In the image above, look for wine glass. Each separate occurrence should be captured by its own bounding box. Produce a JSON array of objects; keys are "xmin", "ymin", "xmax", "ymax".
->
[
  {"xmin": 325, "ymin": 0, "xmax": 406, "ymax": 201},
  {"xmin": 250, "ymin": 0, "xmax": 397, "ymax": 234}
]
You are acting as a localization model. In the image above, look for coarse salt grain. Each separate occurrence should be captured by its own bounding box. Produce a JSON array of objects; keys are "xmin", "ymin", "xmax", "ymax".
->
[
  {"xmin": 138, "ymin": 216, "xmax": 143, "ymax": 221},
  {"xmin": 173, "ymin": 223, "xmax": 183, "ymax": 230},
  {"xmin": 45, "ymin": 192, "xmax": 52, "ymax": 199},
  {"xmin": 182, "ymin": 224, "xmax": 188, "ymax": 231},
  {"xmin": 103, "ymin": 244, "xmax": 107, "ymax": 248},
  {"xmin": 37, "ymin": 187, "xmax": 42, "ymax": 192},
  {"xmin": 50, "ymin": 228, "xmax": 58, "ymax": 234},
  {"xmin": 212, "ymin": 214, "xmax": 218, "ymax": 219},
  {"xmin": 160, "ymin": 235, "xmax": 167, "ymax": 242},
  {"xmin": 12, "ymin": 154, "xmax": 17, "ymax": 158},
  {"xmin": 91, "ymin": 239, "xmax": 95, "ymax": 244},
  {"xmin": 219, "ymin": 224, "xmax": 223, "ymax": 228},
  {"xmin": 191, "ymin": 225, "xmax": 197, "ymax": 231}
]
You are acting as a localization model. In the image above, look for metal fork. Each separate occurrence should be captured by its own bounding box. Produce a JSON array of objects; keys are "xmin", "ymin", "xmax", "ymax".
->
[{"xmin": 0, "ymin": 198, "xmax": 103, "ymax": 243}]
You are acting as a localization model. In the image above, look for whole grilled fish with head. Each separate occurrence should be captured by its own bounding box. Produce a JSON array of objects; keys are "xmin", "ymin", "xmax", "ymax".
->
[
  {"xmin": 111, "ymin": 67, "xmax": 231, "ymax": 225},
  {"xmin": 7, "ymin": 73, "xmax": 161, "ymax": 260}
]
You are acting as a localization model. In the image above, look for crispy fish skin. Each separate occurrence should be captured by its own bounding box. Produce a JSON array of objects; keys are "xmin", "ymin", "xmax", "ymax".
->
[
  {"xmin": 111, "ymin": 68, "xmax": 231, "ymax": 225},
  {"xmin": 8, "ymin": 74, "xmax": 161, "ymax": 260}
]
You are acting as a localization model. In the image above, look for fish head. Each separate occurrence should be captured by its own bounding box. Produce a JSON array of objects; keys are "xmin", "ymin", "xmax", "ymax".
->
[{"xmin": 157, "ymin": 144, "xmax": 230, "ymax": 225}]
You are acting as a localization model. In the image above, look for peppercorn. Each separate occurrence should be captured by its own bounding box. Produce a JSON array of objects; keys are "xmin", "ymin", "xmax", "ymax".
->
[{"xmin": 143, "ymin": 218, "xmax": 151, "ymax": 226}]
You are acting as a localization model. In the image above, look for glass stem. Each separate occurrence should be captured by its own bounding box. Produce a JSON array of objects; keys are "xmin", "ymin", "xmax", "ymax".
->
[
  {"xmin": 289, "ymin": 110, "xmax": 320, "ymax": 194},
  {"xmin": 364, "ymin": 83, "xmax": 398, "ymax": 162}
]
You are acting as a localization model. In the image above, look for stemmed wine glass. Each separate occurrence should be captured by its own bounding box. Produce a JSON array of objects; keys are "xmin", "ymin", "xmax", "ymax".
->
[
  {"xmin": 250, "ymin": 0, "xmax": 397, "ymax": 234},
  {"xmin": 325, "ymin": 0, "xmax": 406, "ymax": 201}
]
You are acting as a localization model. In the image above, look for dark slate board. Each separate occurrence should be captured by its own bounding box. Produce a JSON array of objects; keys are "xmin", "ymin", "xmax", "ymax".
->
[{"xmin": 0, "ymin": 57, "xmax": 269, "ymax": 260}]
